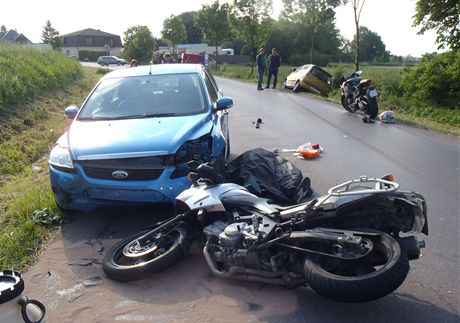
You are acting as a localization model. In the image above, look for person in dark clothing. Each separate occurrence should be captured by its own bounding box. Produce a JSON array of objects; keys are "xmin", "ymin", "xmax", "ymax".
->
[
  {"xmin": 256, "ymin": 48, "xmax": 266, "ymax": 90},
  {"xmin": 266, "ymin": 48, "xmax": 281, "ymax": 89},
  {"xmin": 151, "ymin": 51, "xmax": 162, "ymax": 64}
]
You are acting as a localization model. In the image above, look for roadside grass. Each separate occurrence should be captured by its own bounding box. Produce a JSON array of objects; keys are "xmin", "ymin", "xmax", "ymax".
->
[
  {"xmin": 0, "ymin": 44, "xmax": 82, "ymax": 112},
  {"xmin": 212, "ymin": 63, "xmax": 460, "ymax": 135},
  {"xmin": 0, "ymin": 68, "xmax": 101, "ymax": 270}
]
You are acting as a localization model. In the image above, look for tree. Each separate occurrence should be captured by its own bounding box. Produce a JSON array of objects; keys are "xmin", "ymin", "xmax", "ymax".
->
[
  {"xmin": 49, "ymin": 31, "xmax": 62, "ymax": 50},
  {"xmin": 195, "ymin": 1, "xmax": 232, "ymax": 58},
  {"xmin": 229, "ymin": 0, "xmax": 273, "ymax": 74},
  {"xmin": 350, "ymin": 26, "xmax": 388, "ymax": 62},
  {"xmin": 413, "ymin": 0, "xmax": 460, "ymax": 51},
  {"xmin": 177, "ymin": 12, "xmax": 204, "ymax": 44},
  {"xmin": 41, "ymin": 20, "xmax": 58, "ymax": 44},
  {"xmin": 122, "ymin": 25, "xmax": 155, "ymax": 64},
  {"xmin": 281, "ymin": 0, "xmax": 344, "ymax": 64},
  {"xmin": 161, "ymin": 15, "xmax": 187, "ymax": 55},
  {"xmin": 351, "ymin": 0, "xmax": 366, "ymax": 70}
]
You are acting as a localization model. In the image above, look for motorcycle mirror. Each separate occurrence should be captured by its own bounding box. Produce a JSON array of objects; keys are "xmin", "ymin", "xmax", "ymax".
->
[
  {"xmin": 356, "ymin": 70, "xmax": 363, "ymax": 75},
  {"xmin": 187, "ymin": 160, "xmax": 199, "ymax": 171},
  {"xmin": 187, "ymin": 172, "xmax": 199, "ymax": 186}
]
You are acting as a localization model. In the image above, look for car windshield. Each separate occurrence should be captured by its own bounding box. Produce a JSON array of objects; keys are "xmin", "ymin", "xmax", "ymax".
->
[{"xmin": 78, "ymin": 73, "xmax": 206, "ymax": 120}]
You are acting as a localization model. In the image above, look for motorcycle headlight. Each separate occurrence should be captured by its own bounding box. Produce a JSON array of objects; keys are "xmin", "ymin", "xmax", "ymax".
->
[{"xmin": 49, "ymin": 144, "xmax": 74, "ymax": 170}]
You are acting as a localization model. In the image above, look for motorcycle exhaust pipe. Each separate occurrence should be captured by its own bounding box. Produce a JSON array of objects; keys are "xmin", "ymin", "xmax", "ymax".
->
[{"xmin": 203, "ymin": 245, "xmax": 285, "ymax": 285}]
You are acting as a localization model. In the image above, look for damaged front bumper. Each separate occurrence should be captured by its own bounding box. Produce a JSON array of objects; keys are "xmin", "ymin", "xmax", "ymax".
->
[{"xmin": 50, "ymin": 163, "xmax": 191, "ymax": 212}]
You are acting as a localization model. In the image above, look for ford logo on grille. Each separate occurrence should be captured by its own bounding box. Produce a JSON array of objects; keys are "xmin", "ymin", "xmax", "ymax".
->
[{"xmin": 112, "ymin": 170, "xmax": 129, "ymax": 179}]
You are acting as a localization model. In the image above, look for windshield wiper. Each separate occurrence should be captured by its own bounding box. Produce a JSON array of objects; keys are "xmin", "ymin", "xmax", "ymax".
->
[
  {"xmin": 78, "ymin": 116, "xmax": 117, "ymax": 121},
  {"xmin": 110, "ymin": 113, "xmax": 177, "ymax": 120},
  {"xmin": 78, "ymin": 113, "xmax": 176, "ymax": 121}
]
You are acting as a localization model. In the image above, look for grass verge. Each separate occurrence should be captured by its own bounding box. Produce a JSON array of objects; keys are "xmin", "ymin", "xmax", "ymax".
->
[{"xmin": 0, "ymin": 68, "xmax": 101, "ymax": 270}]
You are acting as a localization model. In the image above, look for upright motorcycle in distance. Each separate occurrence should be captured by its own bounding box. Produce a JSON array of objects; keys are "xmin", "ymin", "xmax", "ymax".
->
[
  {"xmin": 341, "ymin": 70, "xmax": 379, "ymax": 119},
  {"xmin": 103, "ymin": 163, "xmax": 428, "ymax": 303}
]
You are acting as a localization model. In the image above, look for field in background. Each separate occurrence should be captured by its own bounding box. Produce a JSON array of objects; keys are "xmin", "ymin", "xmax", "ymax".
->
[{"xmin": 213, "ymin": 63, "xmax": 459, "ymax": 135}]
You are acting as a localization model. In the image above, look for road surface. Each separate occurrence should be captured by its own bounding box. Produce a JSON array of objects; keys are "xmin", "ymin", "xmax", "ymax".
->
[{"xmin": 24, "ymin": 77, "xmax": 459, "ymax": 322}]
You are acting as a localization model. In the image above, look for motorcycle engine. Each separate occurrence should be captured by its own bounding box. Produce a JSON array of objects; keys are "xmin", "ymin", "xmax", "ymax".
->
[{"xmin": 203, "ymin": 221, "xmax": 260, "ymax": 268}]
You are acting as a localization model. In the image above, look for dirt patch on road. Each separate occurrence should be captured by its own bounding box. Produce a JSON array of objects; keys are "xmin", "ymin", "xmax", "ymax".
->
[{"xmin": 24, "ymin": 207, "xmax": 301, "ymax": 322}]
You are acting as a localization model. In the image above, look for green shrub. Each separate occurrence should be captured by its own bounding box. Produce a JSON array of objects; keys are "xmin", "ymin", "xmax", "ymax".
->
[
  {"xmin": 0, "ymin": 44, "xmax": 82, "ymax": 112},
  {"xmin": 401, "ymin": 52, "xmax": 460, "ymax": 109}
]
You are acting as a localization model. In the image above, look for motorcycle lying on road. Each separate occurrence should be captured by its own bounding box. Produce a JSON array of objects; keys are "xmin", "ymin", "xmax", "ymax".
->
[
  {"xmin": 341, "ymin": 70, "xmax": 379, "ymax": 119},
  {"xmin": 103, "ymin": 163, "xmax": 428, "ymax": 303}
]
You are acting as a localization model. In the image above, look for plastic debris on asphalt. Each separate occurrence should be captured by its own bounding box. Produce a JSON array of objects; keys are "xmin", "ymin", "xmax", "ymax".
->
[
  {"xmin": 252, "ymin": 118, "xmax": 263, "ymax": 128},
  {"xmin": 362, "ymin": 116, "xmax": 375, "ymax": 123},
  {"xmin": 275, "ymin": 143, "xmax": 323, "ymax": 160}
]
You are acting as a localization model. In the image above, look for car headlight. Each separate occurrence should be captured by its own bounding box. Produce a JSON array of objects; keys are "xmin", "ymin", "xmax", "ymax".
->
[
  {"xmin": 174, "ymin": 134, "xmax": 212, "ymax": 164},
  {"xmin": 49, "ymin": 144, "xmax": 74, "ymax": 170}
]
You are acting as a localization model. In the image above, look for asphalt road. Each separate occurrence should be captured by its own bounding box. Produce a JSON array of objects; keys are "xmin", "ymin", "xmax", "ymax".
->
[{"xmin": 24, "ymin": 76, "xmax": 459, "ymax": 322}]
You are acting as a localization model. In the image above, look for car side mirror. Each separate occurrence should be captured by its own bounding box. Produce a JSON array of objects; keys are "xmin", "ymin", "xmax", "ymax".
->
[
  {"xmin": 64, "ymin": 106, "xmax": 79, "ymax": 119},
  {"xmin": 215, "ymin": 97, "xmax": 233, "ymax": 111}
]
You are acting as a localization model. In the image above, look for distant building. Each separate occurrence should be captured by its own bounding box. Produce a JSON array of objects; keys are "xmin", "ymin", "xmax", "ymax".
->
[
  {"xmin": 159, "ymin": 43, "xmax": 223, "ymax": 56},
  {"xmin": 0, "ymin": 29, "xmax": 32, "ymax": 44},
  {"xmin": 60, "ymin": 28, "xmax": 123, "ymax": 58}
]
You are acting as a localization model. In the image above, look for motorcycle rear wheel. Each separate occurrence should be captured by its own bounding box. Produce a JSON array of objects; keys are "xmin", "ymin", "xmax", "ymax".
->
[
  {"xmin": 363, "ymin": 95, "xmax": 378, "ymax": 119},
  {"xmin": 103, "ymin": 224, "xmax": 191, "ymax": 282},
  {"xmin": 304, "ymin": 231, "xmax": 409, "ymax": 302}
]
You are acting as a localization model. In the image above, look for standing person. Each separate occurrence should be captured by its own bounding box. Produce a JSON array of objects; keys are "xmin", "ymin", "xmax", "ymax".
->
[
  {"xmin": 152, "ymin": 51, "xmax": 162, "ymax": 64},
  {"xmin": 162, "ymin": 52, "xmax": 174, "ymax": 64},
  {"xmin": 256, "ymin": 48, "xmax": 266, "ymax": 91},
  {"xmin": 266, "ymin": 48, "xmax": 281, "ymax": 89}
]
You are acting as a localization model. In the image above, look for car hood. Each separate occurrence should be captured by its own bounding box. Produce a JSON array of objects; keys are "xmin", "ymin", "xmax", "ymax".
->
[{"xmin": 68, "ymin": 114, "xmax": 212, "ymax": 160}]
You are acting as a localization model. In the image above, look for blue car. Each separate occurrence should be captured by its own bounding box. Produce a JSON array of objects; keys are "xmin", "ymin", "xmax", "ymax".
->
[{"xmin": 49, "ymin": 64, "xmax": 233, "ymax": 212}]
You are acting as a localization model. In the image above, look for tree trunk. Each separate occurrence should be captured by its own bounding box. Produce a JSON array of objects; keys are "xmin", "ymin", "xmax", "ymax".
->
[
  {"xmin": 310, "ymin": 29, "xmax": 314, "ymax": 64},
  {"xmin": 355, "ymin": 22, "xmax": 360, "ymax": 71},
  {"xmin": 353, "ymin": 1, "xmax": 361, "ymax": 71}
]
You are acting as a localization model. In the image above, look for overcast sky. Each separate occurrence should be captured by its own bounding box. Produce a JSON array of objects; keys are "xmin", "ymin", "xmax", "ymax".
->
[{"xmin": 0, "ymin": 0, "xmax": 439, "ymax": 57}]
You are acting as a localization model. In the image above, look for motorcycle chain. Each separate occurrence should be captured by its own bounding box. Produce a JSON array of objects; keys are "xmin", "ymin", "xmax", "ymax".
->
[{"xmin": 275, "ymin": 242, "xmax": 347, "ymax": 259}]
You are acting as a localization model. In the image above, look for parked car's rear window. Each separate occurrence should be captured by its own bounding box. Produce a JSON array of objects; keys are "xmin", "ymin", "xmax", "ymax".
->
[
  {"xmin": 78, "ymin": 73, "xmax": 206, "ymax": 120},
  {"xmin": 310, "ymin": 66, "xmax": 332, "ymax": 84}
]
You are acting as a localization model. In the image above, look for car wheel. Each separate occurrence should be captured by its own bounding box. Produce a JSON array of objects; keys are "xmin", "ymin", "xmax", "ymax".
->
[
  {"xmin": 281, "ymin": 78, "xmax": 287, "ymax": 89},
  {"xmin": 293, "ymin": 80, "xmax": 301, "ymax": 93}
]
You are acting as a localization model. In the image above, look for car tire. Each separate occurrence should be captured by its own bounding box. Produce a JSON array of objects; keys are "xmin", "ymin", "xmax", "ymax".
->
[
  {"xmin": 293, "ymin": 80, "xmax": 301, "ymax": 93},
  {"xmin": 281, "ymin": 78, "xmax": 287, "ymax": 89}
]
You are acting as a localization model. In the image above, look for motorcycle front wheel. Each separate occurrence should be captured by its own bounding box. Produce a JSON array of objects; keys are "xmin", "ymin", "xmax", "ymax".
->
[
  {"xmin": 304, "ymin": 231, "xmax": 409, "ymax": 302},
  {"xmin": 341, "ymin": 94, "xmax": 355, "ymax": 113},
  {"xmin": 103, "ymin": 224, "xmax": 191, "ymax": 282}
]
